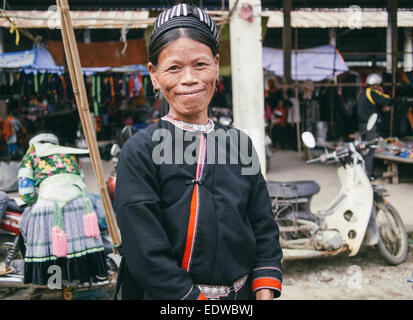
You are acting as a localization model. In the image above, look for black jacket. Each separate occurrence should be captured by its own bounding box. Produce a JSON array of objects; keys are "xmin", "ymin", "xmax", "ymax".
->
[
  {"xmin": 115, "ymin": 119, "xmax": 283, "ymax": 300},
  {"xmin": 357, "ymin": 87, "xmax": 393, "ymax": 124}
]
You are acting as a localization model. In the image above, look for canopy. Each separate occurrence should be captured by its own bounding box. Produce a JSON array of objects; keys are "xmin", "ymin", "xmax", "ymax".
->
[
  {"xmin": 0, "ymin": 45, "xmax": 148, "ymax": 75},
  {"xmin": 0, "ymin": 45, "xmax": 58, "ymax": 69},
  {"xmin": 263, "ymin": 44, "xmax": 349, "ymax": 82}
]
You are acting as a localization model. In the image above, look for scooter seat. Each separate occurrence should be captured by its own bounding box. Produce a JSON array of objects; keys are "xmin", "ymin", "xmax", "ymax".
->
[{"xmin": 266, "ymin": 180, "xmax": 320, "ymax": 199}]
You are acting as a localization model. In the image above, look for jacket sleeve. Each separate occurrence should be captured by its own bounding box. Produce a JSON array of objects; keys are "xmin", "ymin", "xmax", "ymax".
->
[
  {"xmin": 115, "ymin": 132, "xmax": 206, "ymax": 300},
  {"xmin": 245, "ymin": 138, "xmax": 283, "ymax": 298},
  {"xmin": 370, "ymin": 89, "xmax": 393, "ymax": 107}
]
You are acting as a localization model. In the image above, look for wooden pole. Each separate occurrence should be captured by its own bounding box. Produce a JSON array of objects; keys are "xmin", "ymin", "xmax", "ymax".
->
[
  {"xmin": 388, "ymin": 0, "xmax": 398, "ymax": 137},
  {"xmin": 294, "ymin": 27, "xmax": 302, "ymax": 159},
  {"xmin": 283, "ymin": 0, "xmax": 292, "ymax": 85},
  {"xmin": 56, "ymin": 0, "xmax": 121, "ymax": 253}
]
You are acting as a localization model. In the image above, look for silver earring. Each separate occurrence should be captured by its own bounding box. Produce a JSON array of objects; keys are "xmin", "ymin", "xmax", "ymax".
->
[
  {"xmin": 153, "ymin": 88, "xmax": 160, "ymax": 99},
  {"xmin": 215, "ymin": 78, "xmax": 220, "ymax": 92}
]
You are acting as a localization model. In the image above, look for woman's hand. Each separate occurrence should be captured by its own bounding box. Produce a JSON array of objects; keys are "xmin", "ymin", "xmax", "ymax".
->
[{"xmin": 255, "ymin": 289, "xmax": 274, "ymax": 300}]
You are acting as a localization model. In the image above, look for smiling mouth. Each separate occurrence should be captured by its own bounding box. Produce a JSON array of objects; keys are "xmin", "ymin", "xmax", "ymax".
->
[{"xmin": 177, "ymin": 89, "xmax": 205, "ymax": 97}]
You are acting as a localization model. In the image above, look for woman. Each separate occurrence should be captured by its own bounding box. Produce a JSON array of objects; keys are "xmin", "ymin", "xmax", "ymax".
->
[
  {"xmin": 18, "ymin": 133, "xmax": 108, "ymax": 285},
  {"xmin": 115, "ymin": 3, "xmax": 283, "ymax": 300}
]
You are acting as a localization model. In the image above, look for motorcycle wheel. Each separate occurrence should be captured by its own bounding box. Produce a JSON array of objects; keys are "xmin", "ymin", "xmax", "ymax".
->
[{"xmin": 375, "ymin": 201, "xmax": 408, "ymax": 265}]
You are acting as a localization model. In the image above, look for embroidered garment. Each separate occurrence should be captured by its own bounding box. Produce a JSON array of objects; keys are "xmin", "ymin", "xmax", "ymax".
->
[
  {"xmin": 17, "ymin": 144, "xmax": 107, "ymax": 285},
  {"xmin": 115, "ymin": 117, "xmax": 283, "ymax": 300}
]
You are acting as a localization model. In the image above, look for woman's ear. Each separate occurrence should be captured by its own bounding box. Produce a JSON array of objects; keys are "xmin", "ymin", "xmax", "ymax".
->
[
  {"xmin": 147, "ymin": 62, "xmax": 159, "ymax": 90},
  {"xmin": 214, "ymin": 54, "xmax": 220, "ymax": 73}
]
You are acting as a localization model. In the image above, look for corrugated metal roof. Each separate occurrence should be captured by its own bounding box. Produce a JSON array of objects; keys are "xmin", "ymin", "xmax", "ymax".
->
[
  {"xmin": 0, "ymin": 10, "xmax": 152, "ymax": 29},
  {"xmin": 2, "ymin": 8, "xmax": 413, "ymax": 29},
  {"xmin": 264, "ymin": 9, "xmax": 413, "ymax": 28},
  {"xmin": 7, "ymin": 0, "xmax": 413, "ymax": 10}
]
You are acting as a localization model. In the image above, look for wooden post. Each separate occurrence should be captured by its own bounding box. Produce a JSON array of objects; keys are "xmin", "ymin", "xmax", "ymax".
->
[
  {"xmin": 56, "ymin": 0, "xmax": 121, "ymax": 253},
  {"xmin": 283, "ymin": 0, "xmax": 292, "ymax": 85},
  {"xmin": 404, "ymin": 28, "xmax": 413, "ymax": 71},
  {"xmin": 294, "ymin": 27, "xmax": 302, "ymax": 159},
  {"xmin": 388, "ymin": 0, "xmax": 398, "ymax": 137},
  {"xmin": 229, "ymin": 0, "xmax": 266, "ymax": 176}
]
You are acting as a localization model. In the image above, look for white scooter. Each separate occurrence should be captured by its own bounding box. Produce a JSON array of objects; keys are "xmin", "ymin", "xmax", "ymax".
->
[{"xmin": 267, "ymin": 114, "xmax": 408, "ymax": 265}]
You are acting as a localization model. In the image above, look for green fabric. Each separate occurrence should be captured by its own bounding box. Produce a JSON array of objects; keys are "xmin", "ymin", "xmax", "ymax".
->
[
  {"xmin": 39, "ymin": 73, "xmax": 45, "ymax": 87},
  {"xmin": 18, "ymin": 145, "xmax": 84, "ymax": 206},
  {"xmin": 92, "ymin": 76, "xmax": 99, "ymax": 116},
  {"xmin": 97, "ymin": 75, "xmax": 101, "ymax": 104},
  {"xmin": 53, "ymin": 200, "xmax": 65, "ymax": 231},
  {"xmin": 38, "ymin": 173, "xmax": 93, "ymax": 232},
  {"xmin": 34, "ymin": 74, "xmax": 38, "ymax": 94}
]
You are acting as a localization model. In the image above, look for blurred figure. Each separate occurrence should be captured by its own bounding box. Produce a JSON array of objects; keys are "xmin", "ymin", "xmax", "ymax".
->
[
  {"xmin": 271, "ymin": 99, "xmax": 288, "ymax": 149},
  {"xmin": 357, "ymin": 73, "xmax": 393, "ymax": 178}
]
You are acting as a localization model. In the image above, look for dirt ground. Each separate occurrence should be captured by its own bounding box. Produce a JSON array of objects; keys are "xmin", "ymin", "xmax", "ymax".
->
[
  {"xmin": 2, "ymin": 150, "xmax": 413, "ymax": 300},
  {"xmin": 278, "ymin": 237, "xmax": 413, "ymax": 300}
]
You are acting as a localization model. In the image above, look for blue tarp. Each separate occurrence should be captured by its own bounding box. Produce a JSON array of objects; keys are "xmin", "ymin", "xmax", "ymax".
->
[
  {"xmin": 263, "ymin": 44, "xmax": 349, "ymax": 82},
  {"xmin": 0, "ymin": 45, "xmax": 56, "ymax": 69},
  {"xmin": 0, "ymin": 45, "xmax": 147, "ymax": 75}
]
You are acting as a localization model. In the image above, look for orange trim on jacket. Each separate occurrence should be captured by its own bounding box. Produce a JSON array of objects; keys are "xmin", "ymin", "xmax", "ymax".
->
[{"xmin": 252, "ymin": 277, "xmax": 282, "ymax": 293}]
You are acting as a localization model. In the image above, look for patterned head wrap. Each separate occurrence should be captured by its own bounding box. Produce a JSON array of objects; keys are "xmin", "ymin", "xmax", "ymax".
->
[{"xmin": 149, "ymin": 3, "xmax": 219, "ymax": 55}]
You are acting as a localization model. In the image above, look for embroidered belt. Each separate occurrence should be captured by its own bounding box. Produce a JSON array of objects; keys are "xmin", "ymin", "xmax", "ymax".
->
[{"xmin": 197, "ymin": 275, "xmax": 248, "ymax": 299}]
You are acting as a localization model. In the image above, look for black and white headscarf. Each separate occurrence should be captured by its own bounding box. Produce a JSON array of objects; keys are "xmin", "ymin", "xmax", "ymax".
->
[{"xmin": 149, "ymin": 3, "xmax": 219, "ymax": 53}]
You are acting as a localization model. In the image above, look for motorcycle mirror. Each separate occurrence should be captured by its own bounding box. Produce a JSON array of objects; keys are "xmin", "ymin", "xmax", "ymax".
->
[
  {"xmin": 110, "ymin": 144, "xmax": 121, "ymax": 158},
  {"xmin": 219, "ymin": 116, "xmax": 232, "ymax": 126},
  {"xmin": 366, "ymin": 113, "xmax": 378, "ymax": 131},
  {"xmin": 301, "ymin": 131, "xmax": 316, "ymax": 149}
]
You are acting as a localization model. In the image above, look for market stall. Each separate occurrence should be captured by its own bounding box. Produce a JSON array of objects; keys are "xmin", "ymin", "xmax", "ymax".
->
[
  {"xmin": 375, "ymin": 137, "xmax": 413, "ymax": 184},
  {"xmin": 0, "ymin": 45, "xmax": 155, "ymax": 159}
]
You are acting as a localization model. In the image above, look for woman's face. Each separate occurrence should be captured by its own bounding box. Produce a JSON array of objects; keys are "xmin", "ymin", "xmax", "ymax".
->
[{"xmin": 148, "ymin": 37, "xmax": 219, "ymax": 122}]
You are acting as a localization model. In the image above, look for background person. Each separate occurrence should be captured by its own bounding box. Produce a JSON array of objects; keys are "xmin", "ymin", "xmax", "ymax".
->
[
  {"xmin": 357, "ymin": 73, "xmax": 393, "ymax": 178},
  {"xmin": 17, "ymin": 133, "xmax": 108, "ymax": 285}
]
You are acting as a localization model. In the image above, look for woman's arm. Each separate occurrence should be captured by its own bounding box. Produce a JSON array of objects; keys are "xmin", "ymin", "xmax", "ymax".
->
[
  {"xmin": 115, "ymin": 132, "xmax": 205, "ymax": 300},
  {"xmin": 245, "ymin": 138, "xmax": 283, "ymax": 300}
]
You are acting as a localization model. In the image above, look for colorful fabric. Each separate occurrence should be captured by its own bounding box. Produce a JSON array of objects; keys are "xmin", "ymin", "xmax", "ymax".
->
[
  {"xmin": 20, "ymin": 197, "xmax": 107, "ymax": 285},
  {"xmin": 17, "ymin": 145, "xmax": 107, "ymax": 285},
  {"xmin": 18, "ymin": 145, "xmax": 83, "ymax": 206}
]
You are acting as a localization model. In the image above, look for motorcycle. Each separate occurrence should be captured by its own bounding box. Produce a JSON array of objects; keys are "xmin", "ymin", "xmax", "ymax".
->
[
  {"xmin": 0, "ymin": 194, "xmax": 120, "ymax": 296},
  {"xmin": 267, "ymin": 114, "xmax": 408, "ymax": 265},
  {"xmin": 106, "ymin": 125, "xmax": 135, "ymax": 202}
]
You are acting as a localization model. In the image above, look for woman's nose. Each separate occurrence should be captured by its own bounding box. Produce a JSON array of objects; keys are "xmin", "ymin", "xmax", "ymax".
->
[{"xmin": 180, "ymin": 66, "xmax": 198, "ymax": 85}]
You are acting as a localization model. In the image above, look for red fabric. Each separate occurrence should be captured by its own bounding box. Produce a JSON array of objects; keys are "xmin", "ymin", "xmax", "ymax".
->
[
  {"xmin": 198, "ymin": 292, "xmax": 207, "ymax": 300},
  {"xmin": 181, "ymin": 184, "xmax": 198, "ymax": 271},
  {"xmin": 252, "ymin": 277, "xmax": 282, "ymax": 293}
]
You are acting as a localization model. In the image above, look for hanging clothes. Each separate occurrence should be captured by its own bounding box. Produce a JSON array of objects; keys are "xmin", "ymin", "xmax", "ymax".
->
[{"xmin": 300, "ymin": 98, "xmax": 320, "ymax": 138}]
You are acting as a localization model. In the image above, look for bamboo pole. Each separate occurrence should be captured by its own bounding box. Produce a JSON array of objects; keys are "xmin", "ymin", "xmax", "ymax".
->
[
  {"xmin": 56, "ymin": 0, "xmax": 121, "ymax": 253},
  {"xmin": 294, "ymin": 27, "xmax": 302, "ymax": 160}
]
